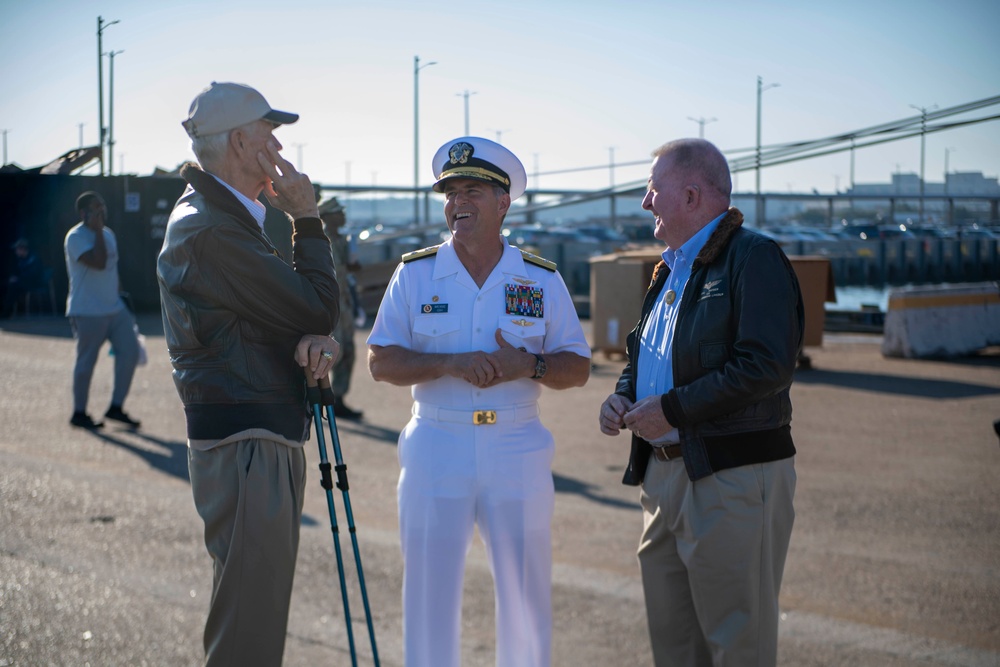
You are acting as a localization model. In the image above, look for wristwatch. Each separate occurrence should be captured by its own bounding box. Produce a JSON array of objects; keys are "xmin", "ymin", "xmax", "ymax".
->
[{"xmin": 530, "ymin": 353, "xmax": 547, "ymax": 380}]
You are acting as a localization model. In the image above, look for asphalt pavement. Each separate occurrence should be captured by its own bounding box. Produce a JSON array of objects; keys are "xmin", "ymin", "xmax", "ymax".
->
[{"xmin": 1, "ymin": 314, "xmax": 998, "ymax": 666}]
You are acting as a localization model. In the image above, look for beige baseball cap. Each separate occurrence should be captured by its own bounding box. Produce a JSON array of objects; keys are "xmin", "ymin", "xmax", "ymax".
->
[{"xmin": 182, "ymin": 82, "xmax": 298, "ymax": 138}]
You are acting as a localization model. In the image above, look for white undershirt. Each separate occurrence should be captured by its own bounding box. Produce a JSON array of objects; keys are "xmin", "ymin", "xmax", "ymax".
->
[{"xmin": 209, "ymin": 173, "xmax": 266, "ymax": 231}]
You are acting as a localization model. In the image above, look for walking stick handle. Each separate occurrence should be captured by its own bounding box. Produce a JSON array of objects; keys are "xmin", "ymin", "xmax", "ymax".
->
[{"xmin": 303, "ymin": 368, "xmax": 336, "ymax": 405}]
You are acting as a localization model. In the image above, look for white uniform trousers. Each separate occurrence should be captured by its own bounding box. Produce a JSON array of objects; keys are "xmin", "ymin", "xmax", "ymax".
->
[
  {"xmin": 398, "ymin": 405, "xmax": 555, "ymax": 667},
  {"xmin": 638, "ymin": 455, "xmax": 796, "ymax": 667}
]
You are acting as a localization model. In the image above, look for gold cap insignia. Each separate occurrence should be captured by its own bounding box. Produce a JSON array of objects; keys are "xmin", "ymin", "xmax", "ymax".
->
[{"xmin": 448, "ymin": 142, "xmax": 474, "ymax": 165}]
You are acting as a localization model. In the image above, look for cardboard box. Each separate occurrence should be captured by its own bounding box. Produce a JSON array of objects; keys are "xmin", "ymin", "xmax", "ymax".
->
[
  {"xmin": 788, "ymin": 256, "xmax": 837, "ymax": 348},
  {"xmin": 591, "ymin": 251, "xmax": 835, "ymax": 354},
  {"xmin": 589, "ymin": 250, "xmax": 662, "ymax": 356}
]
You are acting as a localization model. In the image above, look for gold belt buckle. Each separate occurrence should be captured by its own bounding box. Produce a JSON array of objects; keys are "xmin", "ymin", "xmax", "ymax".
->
[{"xmin": 473, "ymin": 410, "xmax": 497, "ymax": 425}]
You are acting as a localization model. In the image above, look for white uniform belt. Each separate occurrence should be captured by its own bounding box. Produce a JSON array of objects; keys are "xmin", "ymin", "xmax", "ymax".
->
[{"xmin": 412, "ymin": 401, "xmax": 540, "ymax": 425}]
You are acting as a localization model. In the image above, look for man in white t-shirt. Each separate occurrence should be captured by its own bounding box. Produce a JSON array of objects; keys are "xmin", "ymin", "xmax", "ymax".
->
[{"xmin": 63, "ymin": 191, "xmax": 140, "ymax": 429}]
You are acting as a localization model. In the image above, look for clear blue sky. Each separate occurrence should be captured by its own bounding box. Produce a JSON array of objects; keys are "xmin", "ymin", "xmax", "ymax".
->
[{"xmin": 2, "ymin": 0, "xmax": 998, "ymax": 195}]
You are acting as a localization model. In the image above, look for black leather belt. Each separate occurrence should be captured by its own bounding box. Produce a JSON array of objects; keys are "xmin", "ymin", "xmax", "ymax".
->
[{"xmin": 651, "ymin": 444, "xmax": 683, "ymax": 462}]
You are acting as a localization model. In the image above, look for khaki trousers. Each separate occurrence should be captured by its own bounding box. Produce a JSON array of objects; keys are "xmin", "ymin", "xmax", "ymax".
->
[
  {"xmin": 189, "ymin": 438, "xmax": 307, "ymax": 667},
  {"xmin": 638, "ymin": 455, "xmax": 795, "ymax": 667}
]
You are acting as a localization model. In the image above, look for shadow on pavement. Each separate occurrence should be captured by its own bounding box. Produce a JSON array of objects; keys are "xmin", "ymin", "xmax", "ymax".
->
[
  {"xmin": 89, "ymin": 427, "xmax": 190, "ymax": 482},
  {"xmin": 334, "ymin": 419, "xmax": 401, "ymax": 446},
  {"xmin": 794, "ymin": 368, "xmax": 1000, "ymax": 399},
  {"xmin": 553, "ymin": 472, "xmax": 638, "ymax": 511}
]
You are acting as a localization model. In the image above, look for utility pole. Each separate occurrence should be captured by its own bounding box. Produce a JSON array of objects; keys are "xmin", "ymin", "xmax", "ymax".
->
[
  {"xmin": 293, "ymin": 143, "xmax": 305, "ymax": 171},
  {"xmin": 107, "ymin": 49, "xmax": 123, "ymax": 175},
  {"xmin": 96, "ymin": 16, "xmax": 119, "ymax": 176},
  {"xmin": 944, "ymin": 147, "xmax": 956, "ymax": 195},
  {"xmin": 488, "ymin": 128, "xmax": 511, "ymax": 143},
  {"xmin": 687, "ymin": 116, "xmax": 717, "ymax": 139},
  {"xmin": 413, "ymin": 56, "xmax": 436, "ymax": 225},
  {"xmin": 909, "ymin": 103, "xmax": 937, "ymax": 224},
  {"xmin": 456, "ymin": 90, "xmax": 477, "ymax": 135},
  {"xmin": 78, "ymin": 123, "xmax": 85, "ymax": 149},
  {"xmin": 755, "ymin": 76, "xmax": 779, "ymax": 226},
  {"xmin": 608, "ymin": 146, "xmax": 617, "ymax": 227}
]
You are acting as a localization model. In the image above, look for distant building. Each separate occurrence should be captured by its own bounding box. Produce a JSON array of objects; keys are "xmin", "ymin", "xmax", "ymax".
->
[{"xmin": 847, "ymin": 171, "xmax": 1000, "ymax": 197}]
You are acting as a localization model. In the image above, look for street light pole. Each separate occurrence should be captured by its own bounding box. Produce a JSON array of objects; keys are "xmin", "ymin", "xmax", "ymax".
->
[
  {"xmin": 909, "ymin": 103, "xmax": 937, "ymax": 223},
  {"xmin": 107, "ymin": 49, "xmax": 123, "ymax": 175},
  {"xmin": 944, "ymin": 147, "xmax": 956, "ymax": 195},
  {"xmin": 687, "ymin": 116, "xmax": 717, "ymax": 139},
  {"xmin": 608, "ymin": 146, "xmax": 617, "ymax": 227},
  {"xmin": 96, "ymin": 15, "xmax": 119, "ymax": 176},
  {"xmin": 414, "ymin": 56, "xmax": 436, "ymax": 225},
  {"xmin": 456, "ymin": 90, "xmax": 477, "ymax": 135},
  {"xmin": 2, "ymin": 129, "xmax": 9, "ymax": 166},
  {"xmin": 488, "ymin": 128, "xmax": 511, "ymax": 143},
  {"xmin": 755, "ymin": 76, "xmax": 779, "ymax": 226}
]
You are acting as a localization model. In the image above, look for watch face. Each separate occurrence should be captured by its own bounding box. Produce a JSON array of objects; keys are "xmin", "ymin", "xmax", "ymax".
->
[{"xmin": 533, "ymin": 354, "xmax": 547, "ymax": 379}]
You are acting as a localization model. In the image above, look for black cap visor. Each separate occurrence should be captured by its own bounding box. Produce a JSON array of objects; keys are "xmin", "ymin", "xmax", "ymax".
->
[{"xmin": 263, "ymin": 109, "xmax": 299, "ymax": 127}]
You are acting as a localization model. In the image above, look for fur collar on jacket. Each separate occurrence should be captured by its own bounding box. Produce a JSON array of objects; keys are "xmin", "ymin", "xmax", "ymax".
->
[{"xmin": 648, "ymin": 207, "xmax": 744, "ymax": 288}]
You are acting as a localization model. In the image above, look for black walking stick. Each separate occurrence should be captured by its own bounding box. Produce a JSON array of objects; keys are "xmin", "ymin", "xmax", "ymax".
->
[{"xmin": 306, "ymin": 372, "xmax": 380, "ymax": 667}]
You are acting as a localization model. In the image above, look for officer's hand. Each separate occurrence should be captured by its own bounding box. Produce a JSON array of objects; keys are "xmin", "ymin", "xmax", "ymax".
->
[
  {"xmin": 295, "ymin": 334, "xmax": 340, "ymax": 380},
  {"xmin": 258, "ymin": 141, "xmax": 321, "ymax": 220},
  {"xmin": 599, "ymin": 394, "xmax": 633, "ymax": 436},
  {"xmin": 480, "ymin": 329, "xmax": 535, "ymax": 387},
  {"xmin": 449, "ymin": 351, "xmax": 502, "ymax": 387}
]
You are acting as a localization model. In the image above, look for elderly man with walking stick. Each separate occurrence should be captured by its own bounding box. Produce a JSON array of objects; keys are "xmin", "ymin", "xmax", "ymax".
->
[{"xmin": 157, "ymin": 82, "xmax": 341, "ymax": 667}]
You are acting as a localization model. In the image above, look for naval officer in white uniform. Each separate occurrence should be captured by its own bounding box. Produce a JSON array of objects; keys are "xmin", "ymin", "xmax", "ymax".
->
[{"xmin": 368, "ymin": 136, "xmax": 591, "ymax": 667}]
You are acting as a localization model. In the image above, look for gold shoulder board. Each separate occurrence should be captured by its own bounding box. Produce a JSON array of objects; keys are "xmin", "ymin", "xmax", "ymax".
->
[
  {"xmin": 519, "ymin": 248, "xmax": 557, "ymax": 272},
  {"xmin": 402, "ymin": 245, "xmax": 441, "ymax": 263}
]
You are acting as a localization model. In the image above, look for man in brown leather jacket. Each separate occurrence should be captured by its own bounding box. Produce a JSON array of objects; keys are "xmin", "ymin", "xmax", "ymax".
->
[
  {"xmin": 599, "ymin": 138, "xmax": 803, "ymax": 667},
  {"xmin": 157, "ymin": 82, "xmax": 341, "ymax": 667}
]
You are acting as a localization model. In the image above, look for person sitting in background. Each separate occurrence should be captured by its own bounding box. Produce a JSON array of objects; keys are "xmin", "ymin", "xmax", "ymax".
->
[{"xmin": 2, "ymin": 238, "xmax": 49, "ymax": 317}]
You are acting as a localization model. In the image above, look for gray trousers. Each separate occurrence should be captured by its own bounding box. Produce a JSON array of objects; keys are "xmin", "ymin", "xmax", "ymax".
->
[
  {"xmin": 69, "ymin": 309, "xmax": 139, "ymax": 413},
  {"xmin": 638, "ymin": 456, "xmax": 796, "ymax": 667},
  {"xmin": 189, "ymin": 438, "xmax": 307, "ymax": 667}
]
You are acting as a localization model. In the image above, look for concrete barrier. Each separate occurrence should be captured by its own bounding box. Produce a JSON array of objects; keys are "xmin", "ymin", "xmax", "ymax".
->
[{"xmin": 882, "ymin": 282, "xmax": 1000, "ymax": 358}]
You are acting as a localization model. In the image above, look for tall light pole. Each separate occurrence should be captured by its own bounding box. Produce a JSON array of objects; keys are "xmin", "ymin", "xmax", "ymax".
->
[
  {"xmin": 687, "ymin": 116, "xmax": 717, "ymax": 139},
  {"xmin": 97, "ymin": 16, "xmax": 119, "ymax": 176},
  {"xmin": 414, "ymin": 55, "xmax": 436, "ymax": 225},
  {"xmin": 2, "ymin": 129, "xmax": 9, "ymax": 165},
  {"xmin": 488, "ymin": 128, "xmax": 511, "ymax": 143},
  {"xmin": 608, "ymin": 146, "xmax": 617, "ymax": 226},
  {"xmin": 909, "ymin": 103, "xmax": 937, "ymax": 223},
  {"xmin": 107, "ymin": 49, "xmax": 123, "ymax": 175},
  {"xmin": 78, "ymin": 123, "xmax": 85, "ymax": 149},
  {"xmin": 344, "ymin": 160, "xmax": 352, "ymax": 210},
  {"xmin": 456, "ymin": 90, "xmax": 477, "ymax": 135},
  {"xmin": 944, "ymin": 146, "xmax": 956, "ymax": 195},
  {"xmin": 755, "ymin": 76, "xmax": 779, "ymax": 225}
]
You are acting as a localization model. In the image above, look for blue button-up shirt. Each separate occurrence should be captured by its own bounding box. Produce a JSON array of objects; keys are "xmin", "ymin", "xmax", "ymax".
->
[{"xmin": 635, "ymin": 212, "xmax": 725, "ymax": 443}]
